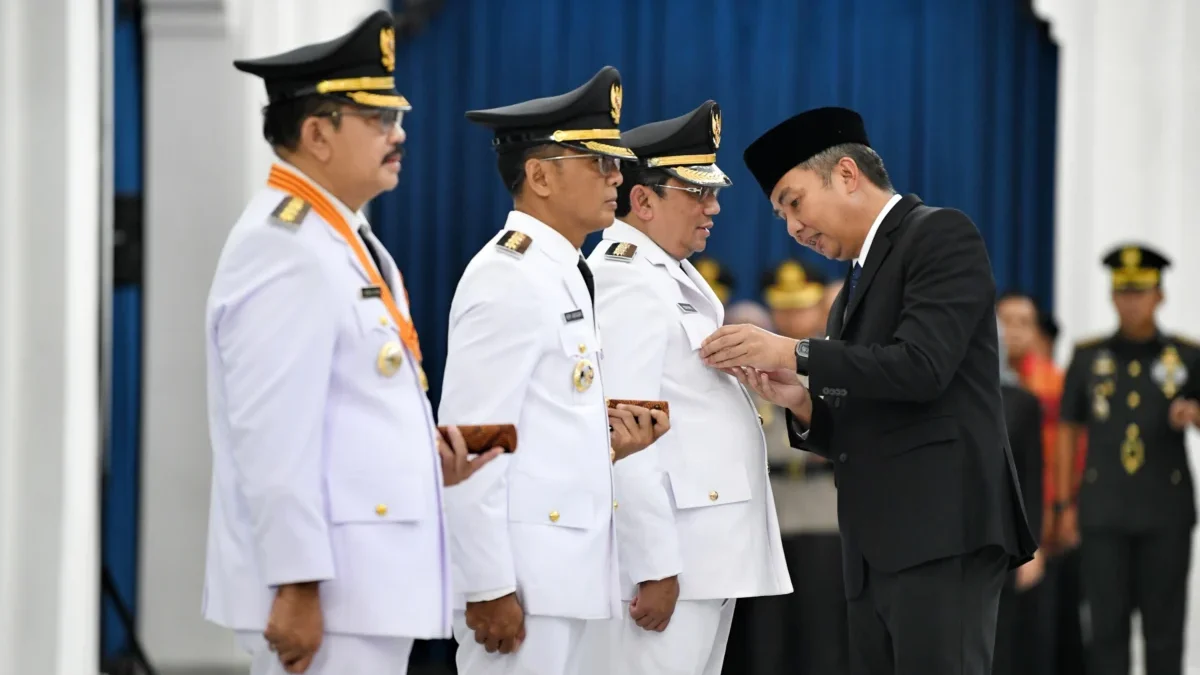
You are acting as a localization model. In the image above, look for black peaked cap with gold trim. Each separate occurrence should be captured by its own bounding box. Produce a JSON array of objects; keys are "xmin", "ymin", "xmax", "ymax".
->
[
  {"xmin": 623, "ymin": 101, "xmax": 730, "ymax": 188},
  {"xmin": 1102, "ymin": 244, "xmax": 1170, "ymax": 291},
  {"xmin": 693, "ymin": 256, "xmax": 735, "ymax": 304},
  {"xmin": 761, "ymin": 259, "xmax": 827, "ymax": 310},
  {"xmin": 743, "ymin": 107, "xmax": 870, "ymax": 198},
  {"xmin": 465, "ymin": 66, "xmax": 633, "ymax": 160},
  {"xmin": 233, "ymin": 10, "xmax": 410, "ymax": 111}
]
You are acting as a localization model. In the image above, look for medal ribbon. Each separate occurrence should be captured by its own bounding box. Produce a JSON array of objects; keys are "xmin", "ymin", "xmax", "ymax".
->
[{"xmin": 267, "ymin": 163, "xmax": 426, "ymax": 374}]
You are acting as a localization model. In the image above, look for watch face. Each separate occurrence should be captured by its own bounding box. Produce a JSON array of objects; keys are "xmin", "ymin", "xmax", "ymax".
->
[{"xmin": 797, "ymin": 340, "xmax": 809, "ymax": 358}]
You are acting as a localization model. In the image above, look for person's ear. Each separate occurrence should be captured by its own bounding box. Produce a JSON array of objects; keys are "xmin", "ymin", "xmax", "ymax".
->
[
  {"xmin": 525, "ymin": 157, "xmax": 553, "ymax": 198},
  {"xmin": 300, "ymin": 114, "xmax": 335, "ymax": 163},
  {"xmin": 631, "ymin": 185, "xmax": 656, "ymax": 221}
]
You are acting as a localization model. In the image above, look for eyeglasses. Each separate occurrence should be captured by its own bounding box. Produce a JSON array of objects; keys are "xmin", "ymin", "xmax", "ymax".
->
[
  {"xmin": 654, "ymin": 184, "xmax": 722, "ymax": 201},
  {"xmin": 540, "ymin": 154, "xmax": 623, "ymax": 175},
  {"xmin": 318, "ymin": 107, "xmax": 405, "ymax": 135}
]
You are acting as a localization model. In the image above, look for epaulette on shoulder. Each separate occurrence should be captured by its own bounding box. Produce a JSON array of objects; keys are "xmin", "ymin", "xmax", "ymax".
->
[
  {"xmin": 604, "ymin": 242, "xmax": 638, "ymax": 262},
  {"xmin": 269, "ymin": 195, "xmax": 311, "ymax": 229},
  {"xmin": 1074, "ymin": 334, "xmax": 1107, "ymax": 351},
  {"xmin": 495, "ymin": 230, "xmax": 533, "ymax": 259},
  {"xmin": 1172, "ymin": 334, "xmax": 1200, "ymax": 350}
]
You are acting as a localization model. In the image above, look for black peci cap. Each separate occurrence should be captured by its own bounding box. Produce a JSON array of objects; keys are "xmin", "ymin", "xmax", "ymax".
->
[{"xmin": 742, "ymin": 107, "xmax": 870, "ymax": 198}]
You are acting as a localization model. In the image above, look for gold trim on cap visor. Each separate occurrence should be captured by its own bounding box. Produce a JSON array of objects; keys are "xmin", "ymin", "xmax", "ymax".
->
[
  {"xmin": 550, "ymin": 129, "xmax": 622, "ymax": 143},
  {"xmin": 646, "ymin": 153, "xmax": 718, "ymax": 168},
  {"xmin": 316, "ymin": 76, "xmax": 397, "ymax": 94},
  {"xmin": 1112, "ymin": 268, "xmax": 1159, "ymax": 289},
  {"xmin": 346, "ymin": 92, "xmax": 412, "ymax": 109}
]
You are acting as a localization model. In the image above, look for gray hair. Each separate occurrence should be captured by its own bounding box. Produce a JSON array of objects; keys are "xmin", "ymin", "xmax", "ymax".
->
[{"xmin": 798, "ymin": 142, "xmax": 893, "ymax": 191}]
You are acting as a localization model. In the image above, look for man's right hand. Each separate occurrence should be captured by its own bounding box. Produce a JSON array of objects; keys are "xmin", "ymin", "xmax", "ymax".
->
[
  {"xmin": 1053, "ymin": 505, "xmax": 1081, "ymax": 552},
  {"xmin": 464, "ymin": 593, "xmax": 526, "ymax": 654},
  {"xmin": 263, "ymin": 582, "xmax": 324, "ymax": 673},
  {"xmin": 630, "ymin": 576, "xmax": 680, "ymax": 632},
  {"xmin": 728, "ymin": 367, "xmax": 813, "ymax": 422}
]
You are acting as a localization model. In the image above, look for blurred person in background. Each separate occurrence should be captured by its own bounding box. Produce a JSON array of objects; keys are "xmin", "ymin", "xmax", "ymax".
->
[
  {"xmin": 992, "ymin": 322, "xmax": 1049, "ymax": 675},
  {"xmin": 439, "ymin": 66, "xmax": 667, "ymax": 675},
  {"xmin": 694, "ymin": 255, "xmax": 735, "ymax": 308},
  {"xmin": 203, "ymin": 12, "xmax": 501, "ymax": 675},
  {"xmin": 587, "ymin": 99, "xmax": 790, "ymax": 675},
  {"xmin": 760, "ymin": 259, "xmax": 828, "ymax": 341},
  {"xmin": 1056, "ymin": 244, "xmax": 1200, "ymax": 675}
]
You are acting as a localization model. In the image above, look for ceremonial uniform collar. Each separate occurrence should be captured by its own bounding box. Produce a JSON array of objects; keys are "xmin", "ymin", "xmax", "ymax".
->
[
  {"xmin": 502, "ymin": 210, "xmax": 583, "ymax": 264},
  {"xmin": 602, "ymin": 219, "xmax": 676, "ymax": 266},
  {"xmin": 276, "ymin": 159, "xmax": 370, "ymax": 231}
]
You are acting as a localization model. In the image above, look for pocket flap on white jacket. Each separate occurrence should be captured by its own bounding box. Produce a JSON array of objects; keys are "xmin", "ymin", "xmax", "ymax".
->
[
  {"xmin": 667, "ymin": 465, "xmax": 751, "ymax": 510},
  {"xmin": 328, "ymin": 469, "xmax": 428, "ymax": 524}
]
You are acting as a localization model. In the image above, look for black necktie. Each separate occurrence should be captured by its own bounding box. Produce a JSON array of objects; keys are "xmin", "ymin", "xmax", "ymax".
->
[
  {"xmin": 359, "ymin": 226, "xmax": 391, "ymax": 293},
  {"xmin": 577, "ymin": 256, "xmax": 595, "ymax": 306},
  {"xmin": 848, "ymin": 262, "xmax": 863, "ymax": 298}
]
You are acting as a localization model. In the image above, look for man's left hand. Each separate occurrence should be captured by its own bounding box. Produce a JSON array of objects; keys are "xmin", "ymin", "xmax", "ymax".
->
[
  {"xmin": 700, "ymin": 324, "xmax": 798, "ymax": 371},
  {"xmin": 1168, "ymin": 398, "xmax": 1200, "ymax": 432},
  {"xmin": 438, "ymin": 425, "xmax": 504, "ymax": 487}
]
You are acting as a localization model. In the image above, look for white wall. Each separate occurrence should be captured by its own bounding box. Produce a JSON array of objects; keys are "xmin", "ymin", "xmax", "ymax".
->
[
  {"xmin": 1035, "ymin": 1, "xmax": 1200, "ymax": 673},
  {"xmin": 0, "ymin": 0, "xmax": 104, "ymax": 671},
  {"xmin": 138, "ymin": 0, "xmax": 386, "ymax": 669}
]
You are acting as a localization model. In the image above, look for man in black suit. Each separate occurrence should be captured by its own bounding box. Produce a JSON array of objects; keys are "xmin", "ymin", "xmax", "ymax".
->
[{"xmin": 699, "ymin": 107, "xmax": 1037, "ymax": 675}]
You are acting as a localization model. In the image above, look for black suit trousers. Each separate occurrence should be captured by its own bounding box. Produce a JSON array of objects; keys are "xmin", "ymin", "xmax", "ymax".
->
[{"xmin": 847, "ymin": 545, "xmax": 1008, "ymax": 675}]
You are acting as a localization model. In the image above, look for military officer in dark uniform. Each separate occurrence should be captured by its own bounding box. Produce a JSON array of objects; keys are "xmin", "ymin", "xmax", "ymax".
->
[{"xmin": 1055, "ymin": 243, "xmax": 1200, "ymax": 675}]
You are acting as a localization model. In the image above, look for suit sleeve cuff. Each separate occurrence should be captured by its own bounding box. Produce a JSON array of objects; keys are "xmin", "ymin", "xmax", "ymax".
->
[{"xmin": 465, "ymin": 586, "xmax": 517, "ymax": 603}]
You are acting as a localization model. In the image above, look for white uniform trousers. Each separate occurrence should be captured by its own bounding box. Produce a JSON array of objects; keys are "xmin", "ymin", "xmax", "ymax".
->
[
  {"xmin": 610, "ymin": 598, "xmax": 736, "ymax": 675},
  {"xmin": 453, "ymin": 611, "xmax": 595, "ymax": 675},
  {"xmin": 235, "ymin": 630, "xmax": 414, "ymax": 675}
]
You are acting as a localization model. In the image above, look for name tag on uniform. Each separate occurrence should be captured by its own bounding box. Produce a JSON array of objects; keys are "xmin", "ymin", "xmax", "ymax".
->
[
  {"xmin": 677, "ymin": 303, "xmax": 697, "ymax": 314},
  {"xmin": 361, "ymin": 286, "xmax": 382, "ymax": 299},
  {"xmin": 562, "ymin": 309, "xmax": 585, "ymax": 323}
]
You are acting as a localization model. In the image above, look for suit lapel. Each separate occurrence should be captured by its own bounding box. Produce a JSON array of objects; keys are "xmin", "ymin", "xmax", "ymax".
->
[
  {"xmin": 842, "ymin": 194, "xmax": 921, "ymax": 328},
  {"xmin": 826, "ymin": 268, "xmax": 852, "ymax": 339}
]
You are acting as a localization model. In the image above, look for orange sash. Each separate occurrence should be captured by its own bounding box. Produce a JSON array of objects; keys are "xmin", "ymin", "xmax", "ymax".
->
[{"xmin": 267, "ymin": 164, "xmax": 427, "ymax": 389}]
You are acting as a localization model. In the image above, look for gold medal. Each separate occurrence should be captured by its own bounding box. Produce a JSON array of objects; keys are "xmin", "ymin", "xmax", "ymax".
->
[
  {"xmin": 418, "ymin": 365, "xmax": 429, "ymax": 392},
  {"xmin": 573, "ymin": 359, "xmax": 595, "ymax": 392},
  {"xmin": 1093, "ymin": 393, "xmax": 1110, "ymax": 421},
  {"xmin": 377, "ymin": 341, "xmax": 404, "ymax": 377},
  {"xmin": 1121, "ymin": 423, "xmax": 1144, "ymax": 475}
]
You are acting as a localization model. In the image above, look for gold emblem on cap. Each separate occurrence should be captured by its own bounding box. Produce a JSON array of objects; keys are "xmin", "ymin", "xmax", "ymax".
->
[
  {"xmin": 1121, "ymin": 246, "xmax": 1141, "ymax": 269},
  {"xmin": 377, "ymin": 341, "xmax": 404, "ymax": 377},
  {"xmin": 380, "ymin": 27, "xmax": 396, "ymax": 73},
  {"xmin": 1121, "ymin": 423, "xmax": 1144, "ymax": 475},
  {"xmin": 610, "ymin": 82, "xmax": 622, "ymax": 125},
  {"xmin": 573, "ymin": 359, "xmax": 595, "ymax": 393},
  {"xmin": 711, "ymin": 108, "xmax": 722, "ymax": 149}
]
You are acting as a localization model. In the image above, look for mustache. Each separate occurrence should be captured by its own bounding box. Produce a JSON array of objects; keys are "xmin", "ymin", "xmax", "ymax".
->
[{"xmin": 383, "ymin": 144, "xmax": 405, "ymax": 163}]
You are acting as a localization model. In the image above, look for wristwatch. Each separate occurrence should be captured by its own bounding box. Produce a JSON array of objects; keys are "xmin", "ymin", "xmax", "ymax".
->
[{"xmin": 794, "ymin": 338, "xmax": 810, "ymax": 376}]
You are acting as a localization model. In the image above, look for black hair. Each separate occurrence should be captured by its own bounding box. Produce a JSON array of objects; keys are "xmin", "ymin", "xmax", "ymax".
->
[
  {"xmin": 498, "ymin": 144, "xmax": 563, "ymax": 197},
  {"xmin": 614, "ymin": 165, "xmax": 673, "ymax": 218},
  {"xmin": 798, "ymin": 142, "xmax": 893, "ymax": 192},
  {"xmin": 262, "ymin": 95, "xmax": 343, "ymax": 151}
]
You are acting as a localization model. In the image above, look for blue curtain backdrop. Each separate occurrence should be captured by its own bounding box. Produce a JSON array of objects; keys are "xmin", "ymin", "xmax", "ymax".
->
[
  {"xmin": 375, "ymin": 0, "xmax": 1059, "ymax": 411},
  {"xmin": 103, "ymin": 0, "xmax": 144, "ymax": 660}
]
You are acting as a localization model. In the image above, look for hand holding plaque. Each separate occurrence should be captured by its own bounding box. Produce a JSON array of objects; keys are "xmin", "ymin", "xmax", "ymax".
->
[
  {"xmin": 607, "ymin": 401, "xmax": 670, "ymax": 462},
  {"xmin": 436, "ymin": 424, "xmax": 513, "ymax": 487}
]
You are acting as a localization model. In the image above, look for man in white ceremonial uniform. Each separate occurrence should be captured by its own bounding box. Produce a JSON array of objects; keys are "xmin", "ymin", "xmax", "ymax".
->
[
  {"xmin": 204, "ymin": 12, "xmax": 501, "ymax": 674},
  {"xmin": 586, "ymin": 101, "xmax": 792, "ymax": 675},
  {"xmin": 439, "ymin": 66, "xmax": 670, "ymax": 675}
]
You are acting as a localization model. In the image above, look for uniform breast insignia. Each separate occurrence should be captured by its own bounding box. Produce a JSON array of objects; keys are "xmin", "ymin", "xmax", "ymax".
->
[
  {"xmin": 1152, "ymin": 345, "xmax": 1189, "ymax": 398},
  {"xmin": 573, "ymin": 359, "xmax": 595, "ymax": 392},
  {"xmin": 269, "ymin": 195, "xmax": 311, "ymax": 228},
  {"xmin": 562, "ymin": 309, "xmax": 585, "ymax": 324},
  {"xmin": 361, "ymin": 285, "xmax": 382, "ymax": 299},
  {"xmin": 496, "ymin": 230, "xmax": 532, "ymax": 258},
  {"xmin": 1092, "ymin": 349, "xmax": 1116, "ymax": 376},
  {"xmin": 604, "ymin": 242, "xmax": 637, "ymax": 262},
  {"xmin": 677, "ymin": 303, "xmax": 697, "ymax": 314},
  {"xmin": 377, "ymin": 341, "xmax": 405, "ymax": 377},
  {"xmin": 1121, "ymin": 423, "xmax": 1144, "ymax": 475},
  {"xmin": 1093, "ymin": 380, "xmax": 1114, "ymax": 421}
]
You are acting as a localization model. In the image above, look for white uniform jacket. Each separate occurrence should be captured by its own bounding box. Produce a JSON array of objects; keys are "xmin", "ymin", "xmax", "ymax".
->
[
  {"xmin": 586, "ymin": 220, "xmax": 792, "ymax": 601},
  {"xmin": 439, "ymin": 210, "xmax": 620, "ymax": 620},
  {"xmin": 202, "ymin": 163, "xmax": 452, "ymax": 639}
]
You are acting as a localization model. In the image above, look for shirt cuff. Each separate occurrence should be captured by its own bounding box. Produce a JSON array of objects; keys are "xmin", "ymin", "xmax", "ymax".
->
[
  {"xmin": 465, "ymin": 586, "xmax": 516, "ymax": 603},
  {"xmin": 789, "ymin": 415, "xmax": 810, "ymax": 440}
]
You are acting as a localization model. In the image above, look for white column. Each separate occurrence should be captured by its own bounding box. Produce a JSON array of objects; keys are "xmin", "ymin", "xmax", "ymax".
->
[
  {"xmin": 1036, "ymin": 1, "xmax": 1200, "ymax": 673},
  {"xmin": 0, "ymin": 0, "xmax": 103, "ymax": 671},
  {"xmin": 139, "ymin": 0, "xmax": 385, "ymax": 669}
]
